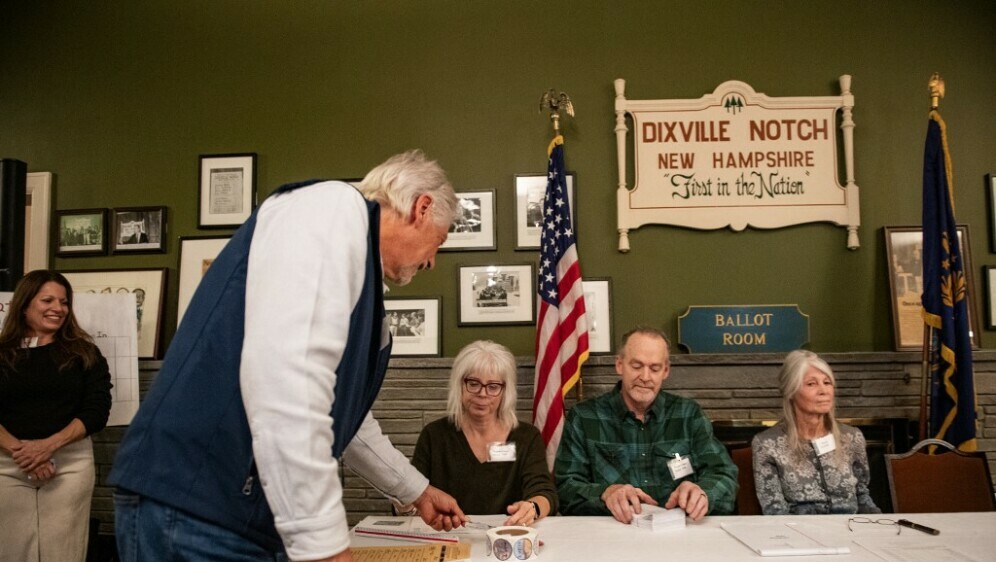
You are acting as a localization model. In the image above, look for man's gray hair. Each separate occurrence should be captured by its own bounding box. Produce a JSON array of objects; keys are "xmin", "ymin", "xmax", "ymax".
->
[{"xmin": 359, "ymin": 150, "xmax": 458, "ymax": 227}]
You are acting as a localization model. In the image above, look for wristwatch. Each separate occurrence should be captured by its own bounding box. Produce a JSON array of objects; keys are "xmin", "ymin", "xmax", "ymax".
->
[{"xmin": 530, "ymin": 500, "xmax": 541, "ymax": 519}]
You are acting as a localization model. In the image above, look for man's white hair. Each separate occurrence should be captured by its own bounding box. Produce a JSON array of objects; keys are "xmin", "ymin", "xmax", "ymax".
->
[{"xmin": 358, "ymin": 150, "xmax": 458, "ymax": 226}]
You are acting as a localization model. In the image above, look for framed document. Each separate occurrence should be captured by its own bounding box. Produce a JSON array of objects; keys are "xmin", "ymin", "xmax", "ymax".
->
[
  {"xmin": 177, "ymin": 236, "xmax": 230, "ymax": 326},
  {"xmin": 199, "ymin": 153, "xmax": 257, "ymax": 228},
  {"xmin": 61, "ymin": 268, "xmax": 167, "ymax": 359},
  {"xmin": 112, "ymin": 206, "xmax": 167, "ymax": 253},
  {"xmin": 26, "ymin": 172, "xmax": 52, "ymax": 271},
  {"xmin": 440, "ymin": 190, "xmax": 496, "ymax": 251},
  {"xmin": 55, "ymin": 209, "xmax": 107, "ymax": 257},
  {"xmin": 385, "ymin": 297, "xmax": 441, "ymax": 356},
  {"xmin": 458, "ymin": 264, "xmax": 535, "ymax": 325},
  {"xmin": 986, "ymin": 266, "xmax": 996, "ymax": 330},
  {"xmin": 582, "ymin": 278, "xmax": 613, "ymax": 354},
  {"xmin": 514, "ymin": 172, "xmax": 576, "ymax": 250},
  {"xmin": 884, "ymin": 225, "xmax": 979, "ymax": 350}
]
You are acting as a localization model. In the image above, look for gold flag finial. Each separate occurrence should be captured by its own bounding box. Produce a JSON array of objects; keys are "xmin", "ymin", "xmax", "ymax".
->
[
  {"xmin": 539, "ymin": 89, "xmax": 575, "ymax": 135},
  {"xmin": 929, "ymin": 73, "xmax": 945, "ymax": 110}
]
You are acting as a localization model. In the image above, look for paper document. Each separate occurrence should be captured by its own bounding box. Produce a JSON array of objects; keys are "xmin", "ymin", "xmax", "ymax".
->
[
  {"xmin": 353, "ymin": 516, "xmax": 459, "ymax": 544},
  {"xmin": 722, "ymin": 521, "xmax": 850, "ymax": 557},
  {"xmin": 852, "ymin": 541, "xmax": 981, "ymax": 562},
  {"xmin": 352, "ymin": 543, "xmax": 471, "ymax": 562}
]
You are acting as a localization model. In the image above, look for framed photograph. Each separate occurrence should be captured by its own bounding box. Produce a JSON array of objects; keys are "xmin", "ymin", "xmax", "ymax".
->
[
  {"xmin": 985, "ymin": 266, "xmax": 996, "ymax": 330},
  {"xmin": 884, "ymin": 225, "xmax": 980, "ymax": 350},
  {"xmin": 61, "ymin": 268, "xmax": 167, "ymax": 359},
  {"xmin": 440, "ymin": 190, "xmax": 496, "ymax": 251},
  {"xmin": 582, "ymin": 278, "xmax": 613, "ymax": 354},
  {"xmin": 458, "ymin": 264, "xmax": 535, "ymax": 325},
  {"xmin": 385, "ymin": 297, "xmax": 441, "ymax": 356},
  {"xmin": 199, "ymin": 153, "xmax": 257, "ymax": 228},
  {"xmin": 112, "ymin": 206, "xmax": 167, "ymax": 253},
  {"xmin": 55, "ymin": 209, "xmax": 107, "ymax": 257},
  {"xmin": 177, "ymin": 236, "xmax": 230, "ymax": 326},
  {"xmin": 514, "ymin": 172, "xmax": 576, "ymax": 250},
  {"xmin": 987, "ymin": 174, "xmax": 996, "ymax": 252},
  {"xmin": 26, "ymin": 172, "xmax": 53, "ymax": 271}
]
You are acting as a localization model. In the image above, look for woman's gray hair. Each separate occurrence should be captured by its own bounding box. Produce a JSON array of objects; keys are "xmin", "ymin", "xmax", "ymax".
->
[
  {"xmin": 779, "ymin": 349, "xmax": 842, "ymax": 458},
  {"xmin": 446, "ymin": 340, "xmax": 519, "ymax": 431},
  {"xmin": 358, "ymin": 150, "xmax": 459, "ymax": 227}
]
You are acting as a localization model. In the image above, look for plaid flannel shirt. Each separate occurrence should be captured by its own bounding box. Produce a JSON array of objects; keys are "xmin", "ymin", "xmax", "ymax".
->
[{"xmin": 554, "ymin": 383, "xmax": 738, "ymax": 515}]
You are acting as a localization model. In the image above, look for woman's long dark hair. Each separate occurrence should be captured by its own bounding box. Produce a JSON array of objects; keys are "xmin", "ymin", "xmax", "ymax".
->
[{"xmin": 0, "ymin": 270, "xmax": 97, "ymax": 371}]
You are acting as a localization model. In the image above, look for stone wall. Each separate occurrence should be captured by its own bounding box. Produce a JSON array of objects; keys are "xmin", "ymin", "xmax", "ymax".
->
[{"xmin": 90, "ymin": 351, "xmax": 996, "ymax": 533}]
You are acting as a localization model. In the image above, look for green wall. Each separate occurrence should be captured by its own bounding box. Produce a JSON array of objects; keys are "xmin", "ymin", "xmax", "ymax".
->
[{"xmin": 2, "ymin": 1, "xmax": 994, "ymax": 356}]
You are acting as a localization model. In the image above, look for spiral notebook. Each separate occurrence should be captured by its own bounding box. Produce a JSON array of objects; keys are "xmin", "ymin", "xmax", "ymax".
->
[{"xmin": 353, "ymin": 516, "xmax": 460, "ymax": 544}]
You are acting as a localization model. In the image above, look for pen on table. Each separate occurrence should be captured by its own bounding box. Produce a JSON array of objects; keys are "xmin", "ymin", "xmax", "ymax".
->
[{"xmin": 897, "ymin": 519, "xmax": 940, "ymax": 535}]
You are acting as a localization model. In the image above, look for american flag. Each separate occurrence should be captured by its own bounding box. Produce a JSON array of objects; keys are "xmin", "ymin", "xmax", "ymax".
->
[{"xmin": 532, "ymin": 135, "xmax": 589, "ymax": 470}]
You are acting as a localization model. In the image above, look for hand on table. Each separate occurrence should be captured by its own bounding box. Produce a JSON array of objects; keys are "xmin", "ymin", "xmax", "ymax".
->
[
  {"xmin": 504, "ymin": 500, "xmax": 538, "ymax": 526},
  {"xmin": 413, "ymin": 485, "xmax": 467, "ymax": 531},
  {"xmin": 600, "ymin": 484, "xmax": 658, "ymax": 524},
  {"xmin": 664, "ymin": 481, "xmax": 709, "ymax": 521}
]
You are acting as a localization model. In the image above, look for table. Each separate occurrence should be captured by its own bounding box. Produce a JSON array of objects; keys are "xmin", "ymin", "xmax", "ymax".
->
[{"xmin": 351, "ymin": 512, "xmax": 996, "ymax": 561}]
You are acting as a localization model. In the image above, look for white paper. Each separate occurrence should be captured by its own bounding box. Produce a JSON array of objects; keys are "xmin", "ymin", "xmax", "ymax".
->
[{"xmin": 722, "ymin": 521, "xmax": 850, "ymax": 557}]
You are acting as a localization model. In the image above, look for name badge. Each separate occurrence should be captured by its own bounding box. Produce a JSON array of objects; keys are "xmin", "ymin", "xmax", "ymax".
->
[
  {"xmin": 811, "ymin": 434, "xmax": 836, "ymax": 456},
  {"xmin": 488, "ymin": 442, "xmax": 516, "ymax": 462},
  {"xmin": 667, "ymin": 454, "xmax": 694, "ymax": 480}
]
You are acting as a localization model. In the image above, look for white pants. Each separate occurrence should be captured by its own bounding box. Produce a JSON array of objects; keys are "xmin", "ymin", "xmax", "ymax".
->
[{"xmin": 0, "ymin": 437, "xmax": 95, "ymax": 562}]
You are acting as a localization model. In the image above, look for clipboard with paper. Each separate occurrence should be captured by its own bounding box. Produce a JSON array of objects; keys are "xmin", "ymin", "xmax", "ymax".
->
[{"xmin": 721, "ymin": 521, "xmax": 850, "ymax": 557}]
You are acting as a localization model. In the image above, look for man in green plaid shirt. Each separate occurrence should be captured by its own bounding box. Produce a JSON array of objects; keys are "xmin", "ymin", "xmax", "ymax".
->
[{"xmin": 554, "ymin": 327, "xmax": 737, "ymax": 522}]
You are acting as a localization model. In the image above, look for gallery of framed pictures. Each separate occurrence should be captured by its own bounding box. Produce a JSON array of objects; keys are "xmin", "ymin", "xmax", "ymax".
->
[
  {"xmin": 385, "ymin": 297, "xmax": 441, "ymax": 356},
  {"xmin": 199, "ymin": 153, "xmax": 257, "ymax": 228},
  {"xmin": 112, "ymin": 206, "xmax": 167, "ymax": 254},
  {"xmin": 458, "ymin": 264, "xmax": 534, "ymax": 325},
  {"xmin": 62, "ymin": 269, "xmax": 167, "ymax": 359},
  {"xmin": 514, "ymin": 172, "xmax": 576, "ymax": 250},
  {"xmin": 177, "ymin": 236, "xmax": 231, "ymax": 326},
  {"xmin": 440, "ymin": 190, "xmax": 496, "ymax": 251},
  {"xmin": 883, "ymin": 225, "xmax": 980, "ymax": 351},
  {"xmin": 55, "ymin": 208, "xmax": 107, "ymax": 257}
]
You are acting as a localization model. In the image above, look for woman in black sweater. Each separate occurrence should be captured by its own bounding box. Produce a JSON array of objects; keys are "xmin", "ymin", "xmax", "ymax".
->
[{"xmin": 0, "ymin": 270, "xmax": 112, "ymax": 562}]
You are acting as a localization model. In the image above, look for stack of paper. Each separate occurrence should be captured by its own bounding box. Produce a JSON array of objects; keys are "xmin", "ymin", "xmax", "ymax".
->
[
  {"xmin": 353, "ymin": 516, "xmax": 459, "ymax": 544},
  {"xmin": 630, "ymin": 505, "xmax": 686, "ymax": 531}
]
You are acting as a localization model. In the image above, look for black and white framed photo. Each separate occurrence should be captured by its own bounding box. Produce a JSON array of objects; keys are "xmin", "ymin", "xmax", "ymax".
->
[
  {"xmin": 582, "ymin": 278, "xmax": 613, "ymax": 354},
  {"xmin": 385, "ymin": 297, "xmax": 441, "ymax": 356},
  {"xmin": 440, "ymin": 190, "xmax": 496, "ymax": 251},
  {"xmin": 112, "ymin": 206, "xmax": 167, "ymax": 253},
  {"xmin": 55, "ymin": 209, "xmax": 107, "ymax": 257},
  {"xmin": 986, "ymin": 266, "xmax": 996, "ymax": 330},
  {"xmin": 177, "ymin": 236, "xmax": 231, "ymax": 326},
  {"xmin": 198, "ymin": 153, "xmax": 257, "ymax": 228},
  {"xmin": 514, "ymin": 172, "xmax": 576, "ymax": 250},
  {"xmin": 458, "ymin": 264, "xmax": 535, "ymax": 325},
  {"xmin": 62, "ymin": 268, "xmax": 167, "ymax": 359}
]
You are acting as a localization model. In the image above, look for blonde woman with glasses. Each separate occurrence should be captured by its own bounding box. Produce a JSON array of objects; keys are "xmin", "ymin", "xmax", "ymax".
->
[{"xmin": 408, "ymin": 340, "xmax": 557, "ymax": 525}]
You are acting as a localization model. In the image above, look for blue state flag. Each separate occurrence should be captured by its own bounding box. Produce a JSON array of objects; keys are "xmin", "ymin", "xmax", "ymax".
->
[{"xmin": 921, "ymin": 110, "xmax": 977, "ymax": 451}]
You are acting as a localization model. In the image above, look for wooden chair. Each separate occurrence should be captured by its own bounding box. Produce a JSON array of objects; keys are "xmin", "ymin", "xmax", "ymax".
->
[
  {"xmin": 730, "ymin": 446, "xmax": 762, "ymax": 515},
  {"xmin": 885, "ymin": 438, "xmax": 995, "ymax": 513}
]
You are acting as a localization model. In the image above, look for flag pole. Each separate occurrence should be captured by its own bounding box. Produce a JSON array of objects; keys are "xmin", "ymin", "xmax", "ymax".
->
[
  {"xmin": 539, "ymin": 88, "xmax": 582, "ymax": 403},
  {"xmin": 919, "ymin": 73, "xmax": 945, "ymax": 441}
]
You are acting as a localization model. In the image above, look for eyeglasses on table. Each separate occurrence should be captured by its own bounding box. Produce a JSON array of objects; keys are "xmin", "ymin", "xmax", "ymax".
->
[{"xmin": 847, "ymin": 517, "xmax": 900, "ymax": 534}]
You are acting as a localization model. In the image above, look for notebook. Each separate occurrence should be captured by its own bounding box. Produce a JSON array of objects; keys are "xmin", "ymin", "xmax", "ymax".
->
[
  {"xmin": 721, "ymin": 521, "xmax": 850, "ymax": 557},
  {"xmin": 353, "ymin": 516, "xmax": 460, "ymax": 544}
]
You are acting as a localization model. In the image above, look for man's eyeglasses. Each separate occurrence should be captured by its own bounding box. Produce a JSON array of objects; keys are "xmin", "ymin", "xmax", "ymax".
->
[
  {"xmin": 463, "ymin": 377, "xmax": 506, "ymax": 396},
  {"xmin": 847, "ymin": 517, "xmax": 900, "ymax": 535}
]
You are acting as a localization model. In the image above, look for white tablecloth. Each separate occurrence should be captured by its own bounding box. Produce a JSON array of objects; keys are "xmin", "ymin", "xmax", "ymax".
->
[{"xmin": 351, "ymin": 512, "xmax": 996, "ymax": 561}]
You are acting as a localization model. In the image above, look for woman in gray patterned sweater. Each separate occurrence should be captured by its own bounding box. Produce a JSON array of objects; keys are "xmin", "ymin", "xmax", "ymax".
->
[{"xmin": 752, "ymin": 350, "xmax": 880, "ymax": 515}]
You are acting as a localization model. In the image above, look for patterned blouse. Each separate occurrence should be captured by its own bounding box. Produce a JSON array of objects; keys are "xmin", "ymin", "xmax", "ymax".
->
[{"xmin": 752, "ymin": 423, "xmax": 880, "ymax": 515}]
